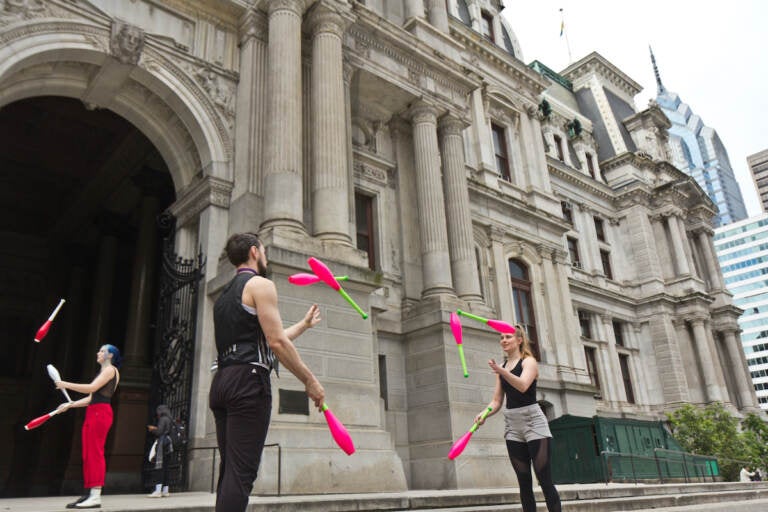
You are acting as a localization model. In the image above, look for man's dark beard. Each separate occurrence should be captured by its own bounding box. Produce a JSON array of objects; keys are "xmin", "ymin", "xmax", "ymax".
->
[{"xmin": 257, "ymin": 259, "xmax": 270, "ymax": 278}]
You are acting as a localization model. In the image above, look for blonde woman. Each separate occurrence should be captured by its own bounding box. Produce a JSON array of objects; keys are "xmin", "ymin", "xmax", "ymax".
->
[{"xmin": 475, "ymin": 325, "xmax": 561, "ymax": 512}]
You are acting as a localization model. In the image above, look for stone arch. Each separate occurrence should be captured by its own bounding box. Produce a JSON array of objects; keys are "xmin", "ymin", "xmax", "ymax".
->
[{"xmin": 0, "ymin": 19, "xmax": 233, "ymax": 194}]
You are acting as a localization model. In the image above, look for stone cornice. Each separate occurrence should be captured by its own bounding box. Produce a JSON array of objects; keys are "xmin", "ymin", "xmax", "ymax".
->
[
  {"xmin": 169, "ymin": 175, "xmax": 233, "ymax": 227},
  {"xmin": 449, "ymin": 19, "xmax": 547, "ymax": 97},
  {"xmin": 561, "ymin": 51, "xmax": 643, "ymax": 99},
  {"xmin": 547, "ymin": 161, "xmax": 613, "ymax": 200}
]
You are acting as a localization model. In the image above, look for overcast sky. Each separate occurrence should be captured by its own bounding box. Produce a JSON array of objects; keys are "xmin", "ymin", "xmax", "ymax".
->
[{"xmin": 502, "ymin": 1, "xmax": 767, "ymax": 216}]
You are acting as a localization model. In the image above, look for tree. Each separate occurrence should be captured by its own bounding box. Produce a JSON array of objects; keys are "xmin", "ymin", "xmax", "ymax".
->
[{"xmin": 667, "ymin": 402, "xmax": 750, "ymax": 481}]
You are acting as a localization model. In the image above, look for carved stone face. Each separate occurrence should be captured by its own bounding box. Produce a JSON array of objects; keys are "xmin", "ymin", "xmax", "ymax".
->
[
  {"xmin": 120, "ymin": 25, "xmax": 141, "ymax": 53},
  {"xmin": 110, "ymin": 20, "xmax": 144, "ymax": 65}
]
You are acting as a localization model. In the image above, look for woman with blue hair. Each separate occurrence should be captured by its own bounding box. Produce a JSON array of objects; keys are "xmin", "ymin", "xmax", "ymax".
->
[{"xmin": 55, "ymin": 344, "xmax": 122, "ymax": 509}]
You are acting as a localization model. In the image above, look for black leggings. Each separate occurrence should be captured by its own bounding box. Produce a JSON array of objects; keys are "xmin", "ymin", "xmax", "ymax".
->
[{"xmin": 506, "ymin": 438, "xmax": 561, "ymax": 512}]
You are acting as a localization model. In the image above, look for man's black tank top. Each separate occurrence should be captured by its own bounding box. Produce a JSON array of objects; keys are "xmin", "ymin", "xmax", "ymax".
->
[
  {"xmin": 91, "ymin": 370, "xmax": 117, "ymax": 404},
  {"xmin": 501, "ymin": 358, "xmax": 537, "ymax": 409},
  {"xmin": 214, "ymin": 270, "xmax": 275, "ymax": 370}
]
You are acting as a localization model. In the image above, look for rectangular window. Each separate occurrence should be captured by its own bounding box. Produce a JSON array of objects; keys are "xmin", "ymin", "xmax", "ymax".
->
[
  {"xmin": 612, "ymin": 320, "xmax": 625, "ymax": 347},
  {"xmin": 594, "ymin": 216, "xmax": 606, "ymax": 242},
  {"xmin": 578, "ymin": 310, "xmax": 592, "ymax": 339},
  {"xmin": 491, "ymin": 123, "xmax": 510, "ymax": 181},
  {"xmin": 378, "ymin": 354, "xmax": 388, "ymax": 410},
  {"xmin": 584, "ymin": 346, "xmax": 601, "ymax": 392},
  {"xmin": 619, "ymin": 354, "xmax": 635, "ymax": 404},
  {"xmin": 567, "ymin": 236, "xmax": 581, "ymax": 268},
  {"xmin": 355, "ymin": 192, "xmax": 376, "ymax": 270},
  {"xmin": 475, "ymin": 247, "xmax": 484, "ymax": 298},
  {"xmin": 480, "ymin": 11, "xmax": 494, "ymax": 41},
  {"xmin": 600, "ymin": 249, "xmax": 613, "ymax": 279},
  {"xmin": 586, "ymin": 153, "xmax": 596, "ymax": 178},
  {"xmin": 561, "ymin": 201, "xmax": 573, "ymax": 224},
  {"xmin": 553, "ymin": 134, "xmax": 564, "ymax": 161}
]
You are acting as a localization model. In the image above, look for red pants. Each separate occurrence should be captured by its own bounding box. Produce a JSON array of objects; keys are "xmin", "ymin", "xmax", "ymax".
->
[{"xmin": 81, "ymin": 403, "xmax": 113, "ymax": 489}]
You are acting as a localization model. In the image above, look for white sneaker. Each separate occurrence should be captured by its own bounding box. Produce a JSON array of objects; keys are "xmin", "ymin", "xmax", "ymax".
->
[
  {"xmin": 74, "ymin": 494, "xmax": 101, "ymax": 508},
  {"xmin": 147, "ymin": 489, "xmax": 162, "ymax": 498},
  {"xmin": 162, "ymin": 486, "xmax": 170, "ymax": 497}
]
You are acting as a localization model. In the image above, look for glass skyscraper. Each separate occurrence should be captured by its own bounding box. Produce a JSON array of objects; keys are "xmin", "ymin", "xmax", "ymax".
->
[
  {"xmin": 652, "ymin": 49, "xmax": 747, "ymax": 227},
  {"xmin": 714, "ymin": 214, "xmax": 768, "ymax": 409}
]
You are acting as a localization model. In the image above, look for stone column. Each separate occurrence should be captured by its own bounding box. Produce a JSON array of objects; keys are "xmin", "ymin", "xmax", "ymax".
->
[
  {"xmin": 123, "ymin": 196, "xmax": 159, "ymax": 371},
  {"xmin": 676, "ymin": 215, "xmax": 697, "ymax": 276},
  {"xmin": 439, "ymin": 114, "xmax": 480, "ymax": 302},
  {"xmin": 666, "ymin": 215, "xmax": 690, "ymax": 276},
  {"xmin": 404, "ymin": 0, "xmax": 425, "ymax": 20},
  {"xmin": 343, "ymin": 60, "xmax": 356, "ymax": 239},
  {"xmin": 489, "ymin": 227, "xmax": 514, "ymax": 318},
  {"xmin": 425, "ymin": 0, "xmax": 448, "ymax": 32},
  {"xmin": 309, "ymin": 3, "xmax": 352, "ymax": 243},
  {"xmin": 410, "ymin": 101, "xmax": 454, "ymax": 297},
  {"xmin": 601, "ymin": 315, "xmax": 625, "ymax": 403},
  {"xmin": 262, "ymin": 0, "xmax": 306, "ymax": 232},
  {"xmin": 722, "ymin": 329, "xmax": 756, "ymax": 409},
  {"xmin": 690, "ymin": 318, "xmax": 723, "ymax": 402},
  {"xmin": 697, "ymin": 230, "xmax": 723, "ymax": 289},
  {"xmin": 84, "ymin": 235, "xmax": 117, "ymax": 375}
]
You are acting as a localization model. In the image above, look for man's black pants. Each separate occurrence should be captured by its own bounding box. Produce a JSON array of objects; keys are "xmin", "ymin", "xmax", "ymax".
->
[{"xmin": 209, "ymin": 364, "xmax": 272, "ymax": 512}]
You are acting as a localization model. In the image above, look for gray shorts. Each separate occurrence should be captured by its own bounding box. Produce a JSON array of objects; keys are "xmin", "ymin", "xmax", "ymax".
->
[{"xmin": 503, "ymin": 403, "xmax": 552, "ymax": 442}]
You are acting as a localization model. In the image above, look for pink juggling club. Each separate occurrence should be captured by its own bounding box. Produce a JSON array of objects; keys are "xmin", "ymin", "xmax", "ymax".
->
[
  {"xmin": 456, "ymin": 309, "xmax": 515, "ymax": 334},
  {"xmin": 447, "ymin": 407, "xmax": 492, "ymax": 460},
  {"xmin": 24, "ymin": 406, "xmax": 66, "ymax": 431},
  {"xmin": 288, "ymin": 273, "xmax": 349, "ymax": 286},
  {"xmin": 307, "ymin": 257, "xmax": 368, "ymax": 319},
  {"xmin": 450, "ymin": 312, "xmax": 469, "ymax": 378},
  {"xmin": 34, "ymin": 299, "xmax": 66, "ymax": 342},
  {"xmin": 322, "ymin": 403, "xmax": 355, "ymax": 455}
]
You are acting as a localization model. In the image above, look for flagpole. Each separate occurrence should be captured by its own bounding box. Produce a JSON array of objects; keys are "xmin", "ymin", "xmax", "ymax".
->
[{"xmin": 560, "ymin": 8, "xmax": 573, "ymax": 64}]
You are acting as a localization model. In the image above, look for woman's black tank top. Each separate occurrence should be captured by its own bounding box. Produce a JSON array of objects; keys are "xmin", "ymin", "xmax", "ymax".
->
[
  {"xmin": 91, "ymin": 370, "xmax": 117, "ymax": 404},
  {"xmin": 501, "ymin": 358, "xmax": 537, "ymax": 409}
]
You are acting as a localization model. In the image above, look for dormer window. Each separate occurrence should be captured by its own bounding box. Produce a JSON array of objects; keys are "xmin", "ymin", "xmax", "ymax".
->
[{"xmin": 480, "ymin": 11, "xmax": 494, "ymax": 41}]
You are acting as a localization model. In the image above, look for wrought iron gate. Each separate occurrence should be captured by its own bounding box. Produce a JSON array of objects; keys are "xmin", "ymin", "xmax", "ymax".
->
[{"xmin": 142, "ymin": 213, "xmax": 204, "ymax": 491}]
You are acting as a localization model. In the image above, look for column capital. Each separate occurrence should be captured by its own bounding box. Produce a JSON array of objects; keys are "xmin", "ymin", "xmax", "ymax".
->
[
  {"xmin": 342, "ymin": 57, "xmax": 357, "ymax": 86},
  {"xmin": 306, "ymin": 1, "xmax": 354, "ymax": 37},
  {"xmin": 266, "ymin": 0, "xmax": 306, "ymax": 17},
  {"xmin": 437, "ymin": 113, "xmax": 466, "ymax": 136},
  {"xmin": 239, "ymin": 8, "xmax": 268, "ymax": 44},
  {"xmin": 408, "ymin": 100, "xmax": 440, "ymax": 124},
  {"xmin": 169, "ymin": 176, "xmax": 233, "ymax": 228}
]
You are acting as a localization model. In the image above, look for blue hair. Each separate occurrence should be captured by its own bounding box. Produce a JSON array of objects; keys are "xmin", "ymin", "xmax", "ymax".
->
[{"xmin": 104, "ymin": 344, "xmax": 122, "ymax": 368}]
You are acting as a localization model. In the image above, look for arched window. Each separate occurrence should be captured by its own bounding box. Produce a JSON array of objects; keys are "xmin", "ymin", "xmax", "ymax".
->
[{"xmin": 508, "ymin": 259, "xmax": 540, "ymax": 359}]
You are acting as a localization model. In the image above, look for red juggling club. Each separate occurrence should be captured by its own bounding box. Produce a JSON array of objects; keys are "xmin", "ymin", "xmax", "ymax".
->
[
  {"xmin": 447, "ymin": 407, "xmax": 492, "ymax": 460},
  {"xmin": 456, "ymin": 309, "xmax": 515, "ymax": 334},
  {"xmin": 322, "ymin": 403, "xmax": 355, "ymax": 455},
  {"xmin": 450, "ymin": 312, "xmax": 469, "ymax": 378},
  {"xmin": 288, "ymin": 273, "xmax": 349, "ymax": 286},
  {"xmin": 307, "ymin": 257, "xmax": 368, "ymax": 319},
  {"xmin": 34, "ymin": 299, "xmax": 66, "ymax": 342},
  {"xmin": 24, "ymin": 406, "xmax": 66, "ymax": 431}
]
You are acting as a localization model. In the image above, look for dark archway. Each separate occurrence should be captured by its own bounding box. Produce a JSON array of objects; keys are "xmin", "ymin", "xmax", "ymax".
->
[{"xmin": 0, "ymin": 96, "xmax": 175, "ymax": 497}]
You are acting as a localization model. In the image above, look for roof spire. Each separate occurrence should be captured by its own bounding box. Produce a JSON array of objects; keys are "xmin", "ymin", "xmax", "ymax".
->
[{"xmin": 649, "ymin": 45, "xmax": 666, "ymax": 94}]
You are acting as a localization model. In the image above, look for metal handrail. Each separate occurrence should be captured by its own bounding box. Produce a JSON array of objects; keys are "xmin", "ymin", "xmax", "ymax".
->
[
  {"xmin": 600, "ymin": 450, "xmax": 715, "ymax": 485},
  {"xmin": 187, "ymin": 443, "xmax": 282, "ymax": 496}
]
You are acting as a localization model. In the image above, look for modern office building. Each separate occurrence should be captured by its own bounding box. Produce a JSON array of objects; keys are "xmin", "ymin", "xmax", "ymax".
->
[
  {"xmin": 651, "ymin": 48, "xmax": 747, "ymax": 227},
  {"xmin": 748, "ymin": 149, "xmax": 768, "ymax": 213},
  {"xmin": 714, "ymin": 213, "xmax": 768, "ymax": 410}
]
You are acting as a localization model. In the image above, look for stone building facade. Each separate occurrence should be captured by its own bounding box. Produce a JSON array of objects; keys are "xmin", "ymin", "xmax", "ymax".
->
[{"xmin": 0, "ymin": 0, "xmax": 758, "ymax": 497}]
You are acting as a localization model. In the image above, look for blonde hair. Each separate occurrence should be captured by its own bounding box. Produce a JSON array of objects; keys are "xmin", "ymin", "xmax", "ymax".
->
[{"xmin": 514, "ymin": 324, "xmax": 536, "ymax": 360}]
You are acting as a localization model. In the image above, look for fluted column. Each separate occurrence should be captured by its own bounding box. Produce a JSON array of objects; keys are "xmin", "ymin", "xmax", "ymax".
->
[
  {"xmin": 425, "ymin": 0, "xmax": 448, "ymax": 32},
  {"xmin": 309, "ymin": 4, "xmax": 352, "ymax": 243},
  {"xmin": 404, "ymin": 0, "xmax": 425, "ymax": 19},
  {"xmin": 440, "ymin": 114, "xmax": 480, "ymax": 301},
  {"xmin": 262, "ymin": 0, "xmax": 306, "ymax": 231},
  {"xmin": 666, "ymin": 215, "xmax": 690, "ymax": 276},
  {"xmin": 410, "ymin": 101, "xmax": 454, "ymax": 297},
  {"xmin": 690, "ymin": 318, "xmax": 724, "ymax": 402},
  {"xmin": 697, "ymin": 230, "xmax": 723, "ymax": 289},
  {"xmin": 723, "ymin": 329, "xmax": 756, "ymax": 408},
  {"xmin": 601, "ymin": 315, "xmax": 625, "ymax": 403}
]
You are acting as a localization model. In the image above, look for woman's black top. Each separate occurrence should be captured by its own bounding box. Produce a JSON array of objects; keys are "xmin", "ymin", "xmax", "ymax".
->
[
  {"xmin": 90, "ymin": 370, "xmax": 117, "ymax": 404},
  {"xmin": 500, "ymin": 358, "xmax": 537, "ymax": 409}
]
